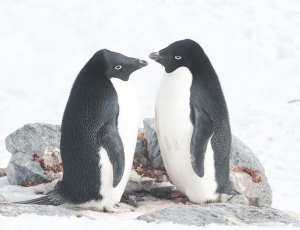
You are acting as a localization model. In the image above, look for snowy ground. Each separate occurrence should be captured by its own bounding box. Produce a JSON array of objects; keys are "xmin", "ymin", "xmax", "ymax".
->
[
  {"xmin": 1, "ymin": 0, "xmax": 300, "ymax": 229},
  {"xmin": 0, "ymin": 213, "xmax": 298, "ymax": 230}
]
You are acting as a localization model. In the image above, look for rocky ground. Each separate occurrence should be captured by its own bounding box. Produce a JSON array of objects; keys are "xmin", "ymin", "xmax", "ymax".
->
[{"xmin": 0, "ymin": 121, "xmax": 299, "ymax": 227}]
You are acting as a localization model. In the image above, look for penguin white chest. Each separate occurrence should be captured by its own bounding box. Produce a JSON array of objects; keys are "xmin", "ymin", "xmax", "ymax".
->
[
  {"xmin": 87, "ymin": 78, "xmax": 139, "ymax": 210},
  {"xmin": 155, "ymin": 67, "xmax": 217, "ymax": 203}
]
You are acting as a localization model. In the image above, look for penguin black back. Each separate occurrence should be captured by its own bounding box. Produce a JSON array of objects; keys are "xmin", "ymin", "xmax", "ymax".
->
[{"xmin": 59, "ymin": 50, "xmax": 148, "ymax": 204}]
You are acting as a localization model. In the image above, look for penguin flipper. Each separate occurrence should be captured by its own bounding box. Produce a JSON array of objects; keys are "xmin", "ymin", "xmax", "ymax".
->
[
  {"xmin": 99, "ymin": 121, "xmax": 125, "ymax": 188},
  {"xmin": 190, "ymin": 106, "xmax": 214, "ymax": 178}
]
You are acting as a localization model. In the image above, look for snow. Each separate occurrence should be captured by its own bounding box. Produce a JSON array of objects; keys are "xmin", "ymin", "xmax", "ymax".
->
[
  {"xmin": 1, "ymin": 0, "xmax": 300, "ymax": 229},
  {"xmin": 1, "ymin": 214, "xmax": 299, "ymax": 230}
]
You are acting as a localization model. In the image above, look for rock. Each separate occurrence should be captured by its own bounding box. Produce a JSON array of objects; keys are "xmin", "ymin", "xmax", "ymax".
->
[
  {"xmin": 219, "ymin": 194, "xmax": 232, "ymax": 203},
  {"xmin": 151, "ymin": 155, "xmax": 164, "ymax": 169},
  {"xmin": 219, "ymin": 194, "xmax": 249, "ymax": 206},
  {"xmin": 135, "ymin": 140, "xmax": 148, "ymax": 167},
  {"xmin": 0, "ymin": 168, "xmax": 6, "ymax": 178},
  {"xmin": 122, "ymin": 179, "xmax": 178, "ymax": 207},
  {"xmin": 248, "ymin": 197, "xmax": 261, "ymax": 207},
  {"xmin": 125, "ymin": 180, "xmax": 140, "ymax": 191},
  {"xmin": 0, "ymin": 194, "xmax": 8, "ymax": 202},
  {"xmin": 230, "ymin": 135, "xmax": 272, "ymax": 207},
  {"xmin": 142, "ymin": 118, "xmax": 272, "ymax": 207},
  {"xmin": 135, "ymin": 128, "xmax": 148, "ymax": 166},
  {"xmin": 136, "ymin": 203, "xmax": 299, "ymax": 227},
  {"xmin": 128, "ymin": 196, "xmax": 139, "ymax": 208},
  {"xmin": 5, "ymin": 123, "xmax": 62, "ymax": 186},
  {"xmin": 141, "ymin": 180, "xmax": 153, "ymax": 192},
  {"xmin": 150, "ymin": 186, "xmax": 174, "ymax": 199},
  {"xmin": 143, "ymin": 119, "xmax": 164, "ymax": 169},
  {"xmin": 155, "ymin": 174, "xmax": 168, "ymax": 183},
  {"xmin": 0, "ymin": 203, "xmax": 89, "ymax": 218}
]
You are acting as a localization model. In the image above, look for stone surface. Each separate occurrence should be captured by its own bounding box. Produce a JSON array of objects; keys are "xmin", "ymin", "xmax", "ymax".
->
[
  {"xmin": 137, "ymin": 203, "xmax": 299, "ymax": 227},
  {"xmin": 150, "ymin": 186, "xmax": 174, "ymax": 199},
  {"xmin": 218, "ymin": 194, "xmax": 249, "ymax": 206},
  {"xmin": 143, "ymin": 119, "xmax": 164, "ymax": 169},
  {"xmin": 230, "ymin": 135, "xmax": 272, "ymax": 207},
  {"xmin": 0, "ymin": 203, "xmax": 87, "ymax": 218},
  {"xmin": 122, "ymin": 179, "xmax": 178, "ymax": 207},
  {"xmin": 5, "ymin": 123, "xmax": 63, "ymax": 186},
  {"xmin": 142, "ymin": 118, "xmax": 272, "ymax": 207},
  {"xmin": 135, "ymin": 129, "xmax": 148, "ymax": 167},
  {"xmin": 155, "ymin": 174, "xmax": 168, "ymax": 183},
  {"xmin": 128, "ymin": 196, "xmax": 138, "ymax": 208},
  {"xmin": 141, "ymin": 180, "xmax": 153, "ymax": 192}
]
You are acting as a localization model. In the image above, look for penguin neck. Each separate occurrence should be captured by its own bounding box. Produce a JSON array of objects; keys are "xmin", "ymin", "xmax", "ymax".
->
[{"xmin": 189, "ymin": 53, "xmax": 221, "ymax": 90}]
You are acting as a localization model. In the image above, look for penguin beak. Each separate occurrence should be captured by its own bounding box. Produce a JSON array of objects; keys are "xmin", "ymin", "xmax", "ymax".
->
[
  {"xmin": 149, "ymin": 52, "xmax": 163, "ymax": 61},
  {"xmin": 139, "ymin": 60, "xmax": 148, "ymax": 68}
]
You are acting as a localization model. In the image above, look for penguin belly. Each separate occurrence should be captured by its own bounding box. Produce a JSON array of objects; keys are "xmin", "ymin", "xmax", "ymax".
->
[
  {"xmin": 155, "ymin": 67, "xmax": 218, "ymax": 203},
  {"xmin": 79, "ymin": 79, "xmax": 139, "ymax": 210}
]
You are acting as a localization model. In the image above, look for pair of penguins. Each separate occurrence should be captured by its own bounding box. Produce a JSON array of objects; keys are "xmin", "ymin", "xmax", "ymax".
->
[{"xmin": 18, "ymin": 39, "xmax": 236, "ymax": 213}]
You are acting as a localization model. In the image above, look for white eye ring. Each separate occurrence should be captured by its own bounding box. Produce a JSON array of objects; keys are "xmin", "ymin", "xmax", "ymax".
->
[
  {"xmin": 175, "ymin": 56, "xmax": 181, "ymax": 60},
  {"xmin": 115, "ymin": 65, "xmax": 122, "ymax": 70}
]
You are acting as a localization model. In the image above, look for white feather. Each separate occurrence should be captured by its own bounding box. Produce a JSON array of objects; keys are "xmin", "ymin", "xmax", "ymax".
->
[{"xmin": 155, "ymin": 67, "xmax": 218, "ymax": 203}]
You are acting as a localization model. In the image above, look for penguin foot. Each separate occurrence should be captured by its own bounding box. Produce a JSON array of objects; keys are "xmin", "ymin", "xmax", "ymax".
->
[{"xmin": 104, "ymin": 207, "xmax": 131, "ymax": 213}]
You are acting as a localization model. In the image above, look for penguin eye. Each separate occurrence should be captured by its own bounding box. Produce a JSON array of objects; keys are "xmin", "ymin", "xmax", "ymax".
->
[
  {"xmin": 175, "ymin": 56, "xmax": 181, "ymax": 60},
  {"xmin": 115, "ymin": 65, "xmax": 122, "ymax": 70}
]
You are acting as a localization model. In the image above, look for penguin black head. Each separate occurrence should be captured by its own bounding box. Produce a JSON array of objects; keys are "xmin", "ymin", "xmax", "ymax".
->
[
  {"xmin": 86, "ymin": 49, "xmax": 148, "ymax": 81},
  {"xmin": 149, "ymin": 39, "xmax": 206, "ymax": 73}
]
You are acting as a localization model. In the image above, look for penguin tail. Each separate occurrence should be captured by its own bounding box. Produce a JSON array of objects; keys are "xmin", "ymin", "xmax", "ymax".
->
[{"xmin": 13, "ymin": 191, "xmax": 64, "ymax": 206}]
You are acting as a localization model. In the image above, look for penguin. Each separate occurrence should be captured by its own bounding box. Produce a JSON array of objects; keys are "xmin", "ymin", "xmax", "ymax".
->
[
  {"xmin": 17, "ymin": 49, "xmax": 148, "ymax": 213},
  {"xmin": 149, "ymin": 39, "xmax": 235, "ymax": 204}
]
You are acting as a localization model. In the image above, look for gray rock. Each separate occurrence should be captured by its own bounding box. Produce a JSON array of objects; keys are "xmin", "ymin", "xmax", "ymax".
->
[
  {"xmin": 5, "ymin": 123, "xmax": 63, "ymax": 186},
  {"xmin": 128, "ymin": 196, "xmax": 138, "ymax": 208},
  {"xmin": 142, "ymin": 118, "xmax": 272, "ymax": 207},
  {"xmin": 135, "ymin": 140, "xmax": 148, "ymax": 166},
  {"xmin": 218, "ymin": 194, "xmax": 249, "ymax": 206},
  {"xmin": 137, "ymin": 203, "xmax": 299, "ymax": 227},
  {"xmin": 135, "ymin": 140, "xmax": 145, "ymax": 156},
  {"xmin": 139, "ymin": 155, "xmax": 148, "ymax": 166},
  {"xmin": 0, "ymin": 194, "xmax": 8, "ymax": 202},
  {"xmin": 229, "ymin": 195, "xmax": 249, "ymax": 206},
  {"xmin": 150, "ymin": 186, "xmax": 174, "ymax": 199},
  {"xmin": 125, "ymin": 180, "xmax": 140, "ymax": 191},
  {"xmin": 135, "ymin": 128, "xmax": 148, "ymax": 166},
  {"xmin": 143, "ymin": 119, "xmax": 164, "ymax": 169},
  {"xmin": 141, "ymin": 180, "xmax": 153, "ymax": 192},
  {"xmin": 230, "ymin": 135, "xmax": 272, "ymax": 208},
  {"xmin": 155, "ymin": 174, "xmax": 168, "ymax": 183},
  {"xmin": 151, "ymin": 155, "xmax": 164, "ymax": 169},
  {"xmin": 0, "ymin": 203, "xmax": 88, "ymax": 218}
]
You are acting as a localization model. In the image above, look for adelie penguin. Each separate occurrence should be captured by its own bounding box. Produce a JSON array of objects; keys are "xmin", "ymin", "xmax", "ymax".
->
[
  {"xmin": 17, "ymin": 49, "xmax": 148, "ymax": 213},
  {"xmin": 149, "ymin": 39, "xmax": 235, "ymax": 204}
]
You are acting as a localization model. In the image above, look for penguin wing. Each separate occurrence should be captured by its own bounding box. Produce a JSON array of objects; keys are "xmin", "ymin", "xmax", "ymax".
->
[
  {"xmin": 13, "ymin": 191, "xmax": 64, "ymax": 206},
  {"xmin": 190, "ymin": 106, "xmax": 214, "ymax": 178},
  {"xmin": 98, "ymin": 120, "xmax": 125, "ymax": 188}
]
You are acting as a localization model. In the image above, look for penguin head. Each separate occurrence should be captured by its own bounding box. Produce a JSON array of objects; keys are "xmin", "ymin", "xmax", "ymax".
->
[
  {"xmin": 149, "ymin": 39, "xmax": 204, "ymax": 73},
  {"xmin": 102, "ymin": 49, "xmax": 148, "ymax": 81}
]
